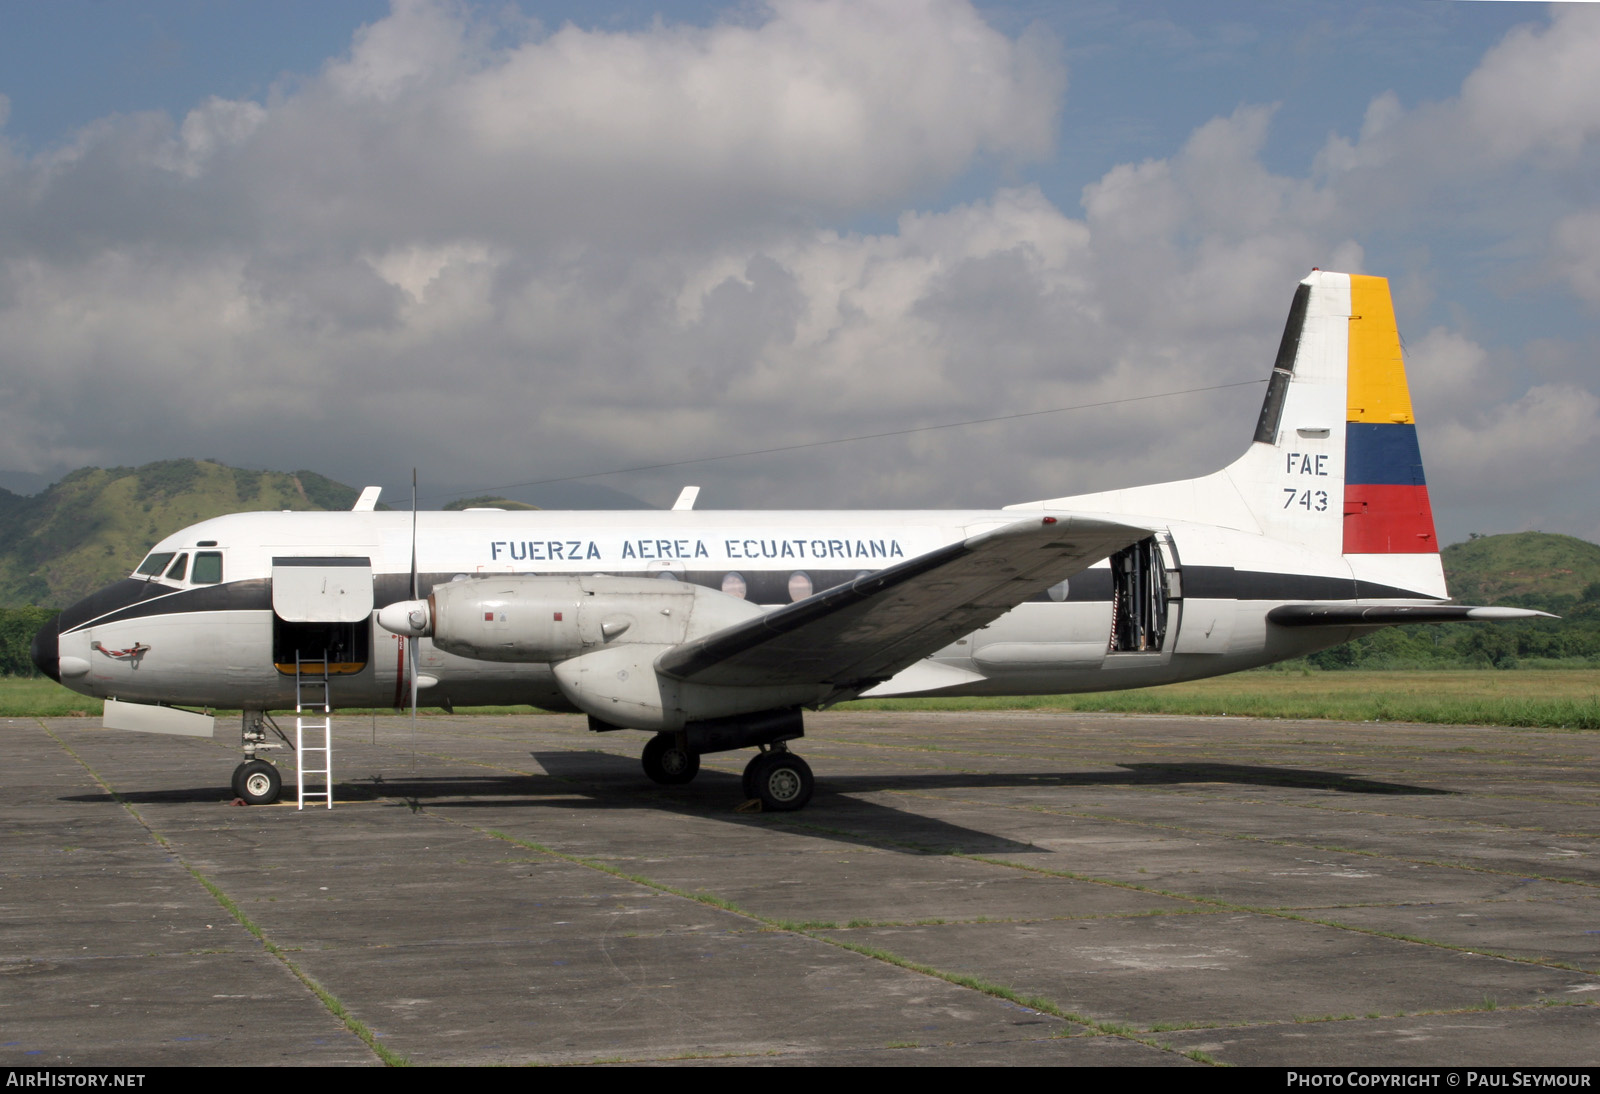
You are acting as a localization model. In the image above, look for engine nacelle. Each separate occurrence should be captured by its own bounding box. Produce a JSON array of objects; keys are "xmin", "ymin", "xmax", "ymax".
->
[
  {"xmin": 552, "ymin": 641, "xmax": 824, "ymax": 730},
  {"xmin": 402, "ymin": 575, "xmax": 766, "ymax": 664}
]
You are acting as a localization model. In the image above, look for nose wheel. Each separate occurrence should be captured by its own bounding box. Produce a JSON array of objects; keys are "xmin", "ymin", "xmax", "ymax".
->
[
  {"xmin": 742, "ymin": 750, "xmax": 813, "ymax": 812},
  {"xmin": 231, "ymin": 760, "xmax": 282, "ymax": 805}
]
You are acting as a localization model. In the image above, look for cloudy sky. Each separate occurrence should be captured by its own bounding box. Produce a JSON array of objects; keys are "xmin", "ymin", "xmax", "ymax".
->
[{"xmin": 1, "ymin": 1, "xmax": 1596, "ymax": 544}]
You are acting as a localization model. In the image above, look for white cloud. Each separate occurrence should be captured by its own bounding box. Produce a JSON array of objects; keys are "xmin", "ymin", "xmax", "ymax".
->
[
  {"xmin": 454, "ymin": 0, "xmax": 1059, "ymax": 200},
  {"xmin": 158, "ymin": 97, "xmax": 268, "ymax": 178},
  {"xmin": 0, "ymin": 0, "xmax": 1596, "ymax": 548},
  {"xmin": 1311, "ymin": 4, "xmax": 1600, "ymax": 250},
  {"xmin": 1548, "ymin": 210, "xmax": 1600, "ymax": 308},
  {"xmin": 1316, "ymin": 4, "xmax": 1600, "ymax": 177},
  {"xmin": 219, "ymin": 0, "xmax": 1065, "ymax": 251},
  {"xmin": 1405, "ymin": 327, "xmax": 1492, "ymax": 422},
  {"xmin": 327, "ymin": 0, "xmax": 483, "ymax": 103},
  {"xmin": 1428, "ymin": 383, "xmax": 1600, "ymax": 495},
  {"xmin": 1457, "ymin": 6, "xmax": 1600, "ymax": 163}
]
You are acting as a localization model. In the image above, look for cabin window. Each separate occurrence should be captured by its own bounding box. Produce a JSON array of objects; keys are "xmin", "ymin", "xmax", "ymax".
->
[
  {"xmin": 164, "ymin": 554, "xmax": 189, "ymax": 581},
  {"xmin": 192, "ymin": 552, "xmax": 223, "ymax": 585},
  {"xmin": 136, "ymin": 552, "xmax": 175, "ymax": 577},
  {"xmin": 787, "ymin": 572, "xmax": 813, "ymax": 601},
  {"xmin": 721, "ymin": 572, "xmax": 747, "ymax": 599}
]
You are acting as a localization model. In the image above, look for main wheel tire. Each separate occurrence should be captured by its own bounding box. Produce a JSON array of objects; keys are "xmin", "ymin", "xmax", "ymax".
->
[
  {"xmin": 230, "ymin": 762, "xmax": 250, "ymax": 799},
  {"xmin": 237, "ymin": 759, "xmax": 282, "ymax": 805},
  {"xmin": 641, "ymin": 734, "xmax": 700, "ymax": 785},
  {"xmin": 745, "ymin": 751, "xmax": 813, "ymax": 812}
]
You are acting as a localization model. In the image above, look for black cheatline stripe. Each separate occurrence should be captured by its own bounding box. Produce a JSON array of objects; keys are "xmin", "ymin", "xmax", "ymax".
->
[
  {"xmin": 60, "ymin": 579, "xmax": 272, "ymax": 633},
  {"xmin": 63, "ymin": 565, "xmax": 1439, "ymax": 635}
]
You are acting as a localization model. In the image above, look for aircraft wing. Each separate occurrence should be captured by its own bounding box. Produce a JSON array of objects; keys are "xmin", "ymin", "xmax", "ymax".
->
[{"xmin": 656, "ymin": 515, "xmax": 1149, "ymax": 696}]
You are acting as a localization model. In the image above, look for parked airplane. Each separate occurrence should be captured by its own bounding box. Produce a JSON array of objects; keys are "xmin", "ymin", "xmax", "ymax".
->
[{"xmin": 31, "ymin": 270, "xmax": 1546, "ymax": 811}]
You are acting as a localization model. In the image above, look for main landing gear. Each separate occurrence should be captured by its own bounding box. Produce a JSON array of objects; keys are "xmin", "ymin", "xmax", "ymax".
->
[
  {"xmin": 741, "ymin": 747, "xmax": 814, "ymax": 812},
  {"xmin": 629, "ymin": 709, "xmax": 814, "ymax": 811},
  {"xmin": 641, "ymin": 732, "xmax": 700, "ymax": 785}
]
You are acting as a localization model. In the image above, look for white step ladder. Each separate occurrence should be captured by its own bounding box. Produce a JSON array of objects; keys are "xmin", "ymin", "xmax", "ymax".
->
[{"xmin": 295, "ymin": 653, "xmax": 333, "ymax": 809}]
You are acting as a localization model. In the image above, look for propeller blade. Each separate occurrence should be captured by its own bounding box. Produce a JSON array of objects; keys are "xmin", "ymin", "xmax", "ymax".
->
[
  {"xmin": 410, "ymin": 469, "xmax": 419, "ymax": 766},
  {"xmin": 409, "ymin": 635, "xmax": 419, "ymax": 748}
]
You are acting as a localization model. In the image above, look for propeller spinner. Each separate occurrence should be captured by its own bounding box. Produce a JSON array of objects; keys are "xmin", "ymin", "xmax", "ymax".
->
[{"xmin": 377, "ymin": 599, "xmax": 431, "ymax": 637}]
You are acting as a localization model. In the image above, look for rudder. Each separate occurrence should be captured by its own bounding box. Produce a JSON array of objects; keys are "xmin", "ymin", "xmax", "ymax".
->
[{"xmin": 1342, "ymin": 275, "xmax": 1438, "ymax": 554}]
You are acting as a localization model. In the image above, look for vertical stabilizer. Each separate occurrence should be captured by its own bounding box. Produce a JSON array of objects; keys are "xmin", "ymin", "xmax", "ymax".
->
[
  {"xmin": 1010, "ymin": 269, "xmax": 1446, "ymax": 598},
  {"xmin": 1224, "ymin": 270, "xmax": 1442, "ymax": 595}
]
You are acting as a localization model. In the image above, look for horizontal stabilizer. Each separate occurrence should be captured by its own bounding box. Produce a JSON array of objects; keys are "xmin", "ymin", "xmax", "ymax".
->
[
  {"xmin": 1268, "ymin": 604, "xmax": 1556, "ymax": 627},
  {"xmin": 657, "ymin": 514, "xmax": 1149, "ymax": 694}
]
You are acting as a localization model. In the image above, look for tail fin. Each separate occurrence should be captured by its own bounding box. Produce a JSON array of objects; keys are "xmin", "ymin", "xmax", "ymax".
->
[
  {"xmin": 1011, "ymin": 269, "xmax": 1446, "ymax": 598},
  {"xmin": 1244, "ymin": 270, "xmax": 1438, "ymax": 556}
]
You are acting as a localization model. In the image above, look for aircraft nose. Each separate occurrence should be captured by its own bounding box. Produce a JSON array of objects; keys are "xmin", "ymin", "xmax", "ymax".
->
[{"xmin": 30, "ymin": 616, "xmax": 61, "ymax": 683}]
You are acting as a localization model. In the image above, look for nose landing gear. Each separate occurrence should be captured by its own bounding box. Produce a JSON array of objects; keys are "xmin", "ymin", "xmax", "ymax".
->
[
  {"xmin": 232, "ymin": 709, "xmax": 286, "ymax": 804},
  {"xmin": 232, "ymin": 759, "xmax": 283, "ymax": 805}
]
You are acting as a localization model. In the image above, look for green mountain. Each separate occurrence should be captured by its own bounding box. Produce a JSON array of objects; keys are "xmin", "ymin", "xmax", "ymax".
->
[
  {"xmin": 0, "ymin": 460, "xmax": 369, "ymax": 608},
  {"xmin": 0, "ymin": 460, "xmax": 656, "ymax": 611},
  {"xmin": 1305, "ymin": 531, "xmax": 1600, "ymax": 669},
  {"xmin": 1442, "ymin": 532, "xmax": 1600, "ymax": 609},
  {"xmin": 442, "ymin": 495, "xmax": 539, "ymax": 511}
]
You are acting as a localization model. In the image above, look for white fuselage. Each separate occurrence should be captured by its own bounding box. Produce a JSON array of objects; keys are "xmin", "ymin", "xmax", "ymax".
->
[{"xmin": 51, "ymin": 506, "xmax": 1380, "ymax": 713}]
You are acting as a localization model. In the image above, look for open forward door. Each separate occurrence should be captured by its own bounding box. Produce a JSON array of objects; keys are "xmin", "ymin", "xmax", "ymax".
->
[{"xmin": 271, "ymin": 556, "xmax": 373, "ymax": 675}]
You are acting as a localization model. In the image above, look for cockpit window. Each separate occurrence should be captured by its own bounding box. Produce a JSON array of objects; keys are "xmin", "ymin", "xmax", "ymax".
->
[
  {"xmin": 192, "ymin": 552, "xmax": 223, "ymax": 585},
  {"xmin": 164, "ymin": 554, "xmax": 189, "ymax": 581},
  {"xmin": 136, "ymin": 552, "xmax": 175, "ymax": 577}
]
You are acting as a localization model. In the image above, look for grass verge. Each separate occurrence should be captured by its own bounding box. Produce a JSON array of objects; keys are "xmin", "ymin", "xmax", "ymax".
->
[
  {"xmin": 840, "ymin": 669, "xmax": 1600, "ymax": 729},
  {"xmin": 9, "ymin": 670, "xmax": 1594, "ymax": 726}
]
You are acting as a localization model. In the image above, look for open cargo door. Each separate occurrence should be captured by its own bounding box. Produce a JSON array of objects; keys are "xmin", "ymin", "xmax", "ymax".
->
[{"xmin": 271, "ymin": 557, "xmax": 374, "ymax": 675}]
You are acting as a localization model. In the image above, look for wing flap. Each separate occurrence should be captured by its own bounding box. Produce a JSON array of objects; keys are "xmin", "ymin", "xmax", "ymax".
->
[{"xmin": 657, "ymin": 515, "xmax": 1149, "ymax": 691}]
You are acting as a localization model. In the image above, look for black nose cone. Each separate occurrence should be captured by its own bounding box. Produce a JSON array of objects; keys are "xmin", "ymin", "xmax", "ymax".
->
[{"xmin": 30, "ymin": 617, "xmax": 60, "ymax": 682}]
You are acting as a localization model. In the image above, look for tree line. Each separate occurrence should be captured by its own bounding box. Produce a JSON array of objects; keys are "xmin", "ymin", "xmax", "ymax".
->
[
  {"xmin": 0, "ymin": 607, "xmax": 57, "ymax": 677},
  {"xmin": 1300, "ymin": 583, "xmax": 1600, "ymax": 669}
]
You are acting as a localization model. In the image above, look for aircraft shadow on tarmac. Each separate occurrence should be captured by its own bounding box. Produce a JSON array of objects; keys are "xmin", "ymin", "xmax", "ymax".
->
[
  {"xmin": 524, "ymin": 750, "xmax": 1448, "ymax": 798},
  {"xmin": 60, "ymin": 751, "xmax": 1448, "ymax": 856}
]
